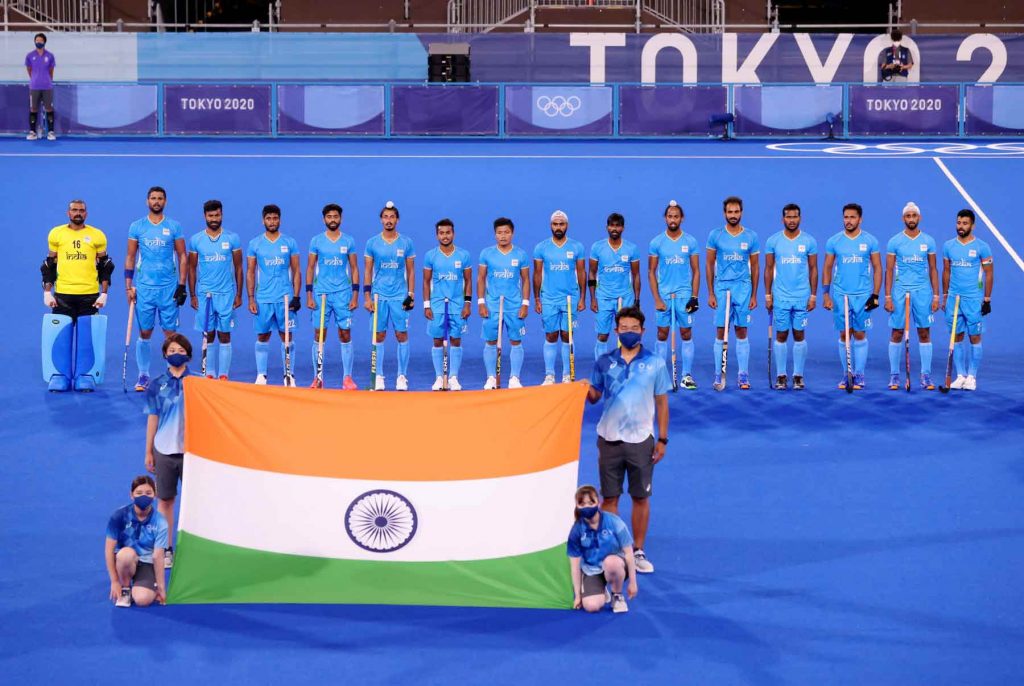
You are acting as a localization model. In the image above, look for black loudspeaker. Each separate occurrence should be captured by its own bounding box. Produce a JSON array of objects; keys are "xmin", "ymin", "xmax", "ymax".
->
[{"xmin": 428, "ymin": 43, "xmax": 471, "ymax": 83}]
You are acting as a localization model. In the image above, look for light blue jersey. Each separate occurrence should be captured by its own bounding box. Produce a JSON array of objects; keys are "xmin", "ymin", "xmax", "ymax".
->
[
  {"xmin": 424, "ymin": 246, "xmax": 471, "ymax": 303},
  {"xmin": 825, "ymin": 230, "xmax": 880, "ymax": 295},
  {"xmin": 887, "ymin": 230, "xmax": 936, "ymax": 290},
  {"xmin": 649, "ymin": 231, "xmax": 700, "ymax": 296},
  {"xmin": 188, "ymin": 230, "xmax": 241, "ymax": 295},
  {"xmin": 309, "ymin": 231, "xmax": 356, "ymax": 294},
  {"xmin": 943, "ymin": 236, "xmax": 993, "ymax": 297},
  {"xmin": 129, "ymin": 216, "xmax": 183, "ymax": 288},
  {"xmin": 247, "ymin": 233, "xmax": 298, "ymax": 303},
  {"xmin": 765, "ymin": 231, "xmax": 817, "ymax": 300},
  {"xmin": 707, "ymin": 227, "xmax": 760, "ymax": 283},
  {"xmin": 590, "ymin": 239, "xmax": 639, "ymax": 300},
  {"xmin": 566, "ymin": 511, "xmax": 634, "ymax": 576},
  {"xmin": 534, "ymin": 237, "xmax": 585, "ymax": 302},
  {"xmin": 590, "ymin": 347, "xmax": 671, "ymax": 443},
  {"xmin": 365, "ymin": 233, "xmax": 416, "ymax": 299},
  {"xmin": 480, "ymin": 245, "xmax": 529, "ymax": 302}
]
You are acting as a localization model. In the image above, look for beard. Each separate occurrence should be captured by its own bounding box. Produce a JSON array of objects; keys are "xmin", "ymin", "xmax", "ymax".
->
[
  {"xmin": 206, "ymin": 221, "xmax": 222, "ymax": 230},
  {"xmin": 552, "ymin": 230, "xmax": 566, "ymax": 240}
]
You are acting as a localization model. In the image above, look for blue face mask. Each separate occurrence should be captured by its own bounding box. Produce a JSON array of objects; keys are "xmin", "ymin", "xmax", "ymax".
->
[
  {"xmin": 166, "ymin": 353, "xmax": 190, "ymax": 368},
  {"xmin": 35, "ymin": 42, "xmax": 45, "ymax": 49},
  {"xmin": 618, "ymin": 331, "xmax": 642, "ymax": 349},
  {"xmin": 133, "ymin": 494, "xmax": 154, "ymax": 511},
  {"xmin": 578, "ymin": 505, "xmax": 599, "ymax": 520}
]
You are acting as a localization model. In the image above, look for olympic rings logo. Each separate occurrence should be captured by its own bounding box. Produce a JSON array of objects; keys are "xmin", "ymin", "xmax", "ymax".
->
[
  {"xmin": 536, "ymin": 95, "xmax": 582, "ymax": 117},
  {"xmin": 766, "ymin": 142, "xmax": 1024, "ymax": 156}
]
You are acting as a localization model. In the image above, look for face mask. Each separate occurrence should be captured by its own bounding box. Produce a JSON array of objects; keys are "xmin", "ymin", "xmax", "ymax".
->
[
  {"xmin": 133, "ymin": 494, "xmax": 154, "ymax": 511},
  {"xmin": 578, "ymin": 505, "xmax": 599, "ymax": 520},
  {"xmin": 166, "ymin": 353, "xmax": 190, "ymax": 367},
  {"xmin": 619, "ymin": 331, "xmax": 642, "ymax": 349},
  {"xmin": 35, "ymin": 42, "xmax": 45, "ymax": 49}
]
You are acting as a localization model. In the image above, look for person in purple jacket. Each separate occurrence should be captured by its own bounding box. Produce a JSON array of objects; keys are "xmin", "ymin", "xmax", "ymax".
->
[{"xmin": 25, "ymin": 32, "xmax": 56, "ymax": 140}]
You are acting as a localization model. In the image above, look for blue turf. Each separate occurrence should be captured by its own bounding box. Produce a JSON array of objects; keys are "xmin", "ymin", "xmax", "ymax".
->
[{"xmin": 1, "ymin": 138, "xmax": 1023, "ymax": 684}]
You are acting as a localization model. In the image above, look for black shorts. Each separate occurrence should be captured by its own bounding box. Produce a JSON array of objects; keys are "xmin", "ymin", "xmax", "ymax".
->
[
  {"xmin": 132, "ymin": 561, "xmax": 157, "ymax": 589},
  {"xmin": 155, "ymin": 449, "xmax": 184, "ymax": 500},
  {"xmin": 581, "ymin": 565, "xmax": 629, "ymax": 598},
  {"xmin": 53, "ymin": 292, "xmax": 99, "ymax": 319},
  {"xmin": 598, "ymin": 435, "xmax": 655, "ymax": 499}
]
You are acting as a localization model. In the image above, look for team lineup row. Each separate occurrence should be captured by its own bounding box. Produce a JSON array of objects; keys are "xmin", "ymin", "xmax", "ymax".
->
[{"xmin": 42, "ymin": 191, "xmax": 995, "ymax": 393}]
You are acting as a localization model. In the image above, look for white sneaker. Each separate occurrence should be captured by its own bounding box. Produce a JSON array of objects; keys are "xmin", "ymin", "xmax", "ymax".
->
[
  {"xmin": 26, "ymin": 131, "xmax": 38, "ymax": 141},
  {"xmin": 432, "ymin": 376, "xmax": 444, "ymax": 391},
  {"xmin": 115, "ymin": 587, "xmax": 131, "ymax": 607},
  {"xmin": 483, "ymin": 376, "xmax": 497, "ymax": 390},
  {"xmin": 964, "ymin": 375, "xmax": 977, "ymax": 391},
  {"xmin": 47, "ymin": 131, "xmax": 56, "ymax": 141},
  {"xmin": 396, "ymin": 375, "xmax": 409, "ymax": 391},
  {"xmin": 542, "ymin": 374, "xmax": 555, "ymax": 386},
  {"xmin": 634, "ymin": 549, "xmax": 654, "ymax": 574},
  {"xmin": 448, "ymin": 376, "xmax": 462, "ymax": 391},
  {"xmin": 374, "ymin": 376, "xmax": 386, "ymax": 391},
  {"xmin": 508, "ymin": 376, "xmax": 523, "ymax": 389},
  {"xmin": 950, "ymin": 374, "xmax": 967, "ymax": 390},
  {"xmin": 611, "ymin": 593, "xmax": 629, "ymax": 613},
  {"xmin": 164, "ymin": 548, "xmax": 174, "ymax": 569},
  {"xmin": 562, "ymin": 374, "xmax": 572, "ymax": 384},
  {"xmin": 254, "ymin": 374, "xmax": 267, "ymax": 385}
]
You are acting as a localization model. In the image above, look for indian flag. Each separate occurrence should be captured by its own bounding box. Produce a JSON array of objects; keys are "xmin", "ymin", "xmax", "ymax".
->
[{"xmin": 167, "ymin": 379, "xmax": 588, "ymax": 609}]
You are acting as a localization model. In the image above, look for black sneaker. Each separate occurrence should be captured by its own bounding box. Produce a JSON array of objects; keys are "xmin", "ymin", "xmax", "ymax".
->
[
  {"xmin": 775, "ymin": 374, "xmax": 788, "ymax": 390},
  {"xmin": 681, "ymin": 374, "xmax": 698, "ymax": 390},
  {"xmin": 793, "ymin": 375, "xmax": 805, "ymax": 390}
]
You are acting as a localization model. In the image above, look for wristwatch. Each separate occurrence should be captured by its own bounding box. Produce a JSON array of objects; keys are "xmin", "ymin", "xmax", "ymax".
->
[{"xmin": 657, "ymin": 437, "xmax": 668, "ymax": 445}]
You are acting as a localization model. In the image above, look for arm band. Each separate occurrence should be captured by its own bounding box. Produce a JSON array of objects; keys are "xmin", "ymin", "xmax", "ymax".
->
[
  {"xmin": 464, "ymin": 295, "xmax": 472, "ymax": 303},
  {"xmin": 363, "ymin": 285, "xmax": 371, "ymax": 293},
  {"xmin": 124, "ymin": 269, "xmax": 135, "ymax": 280},
  {"xmin": 305, "ymin": 284, "xmax": 313, "ymax": 293},
  {"xmin": 351, "ymin": 284, "xmax": 360, "ymax": 292},
  {"xmin": 587, "ymin": 279, "xmax": 597, "ymax": 288},
  {"xmin": 522, "ymin": 299, "xmax": 530, "ymax": 307},
  {"xmin": 477, "ymin": 298, "xmax": 485, "ymax": 305}
]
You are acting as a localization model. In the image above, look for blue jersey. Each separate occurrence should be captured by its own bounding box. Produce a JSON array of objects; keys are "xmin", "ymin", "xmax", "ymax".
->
[
  {"xmin": 365, "ymin": 233, "xmax": 415, "ymax": 299},
  {"xmin": 590, "ymin": 239, "xmax": 639, "ymax": 300},
  {"xmin": 825, "ymin": 230, "xmax": 880, "ymax": 295},
  {"xmin": 649, "ymin": 231, "xmax": 700, "ymax": 296},
  {"xmin": 566, "ymin": 511, "xmax": 634, "ymax": 576},
  {"xmin": 188, "ymin": 230, "xmax": 240, "ymax": 295},
  {"xmin": 533, "ymin": 237, "xmax": 585, "ymax": 302},
  {"xmin": 309, "ymin": 231, "xmax": 356, "ymax": 294},
  {"xmin": 707, "ymin": 227, "xmax": 760, "ymax": 283},
  {"xmin": 129, "ymin": 216, "xmax": 183, "ymax": 288},
  {"xmin": 479, "ymin": 245, "xmax": 529, "ymax": 302},
  {"xmin": 765, "ymin": 231, "xmax": 817, "ymax": 301},
  {"xmin": 590, "ymin": 346, "xmax": 671, "ymax": 444},
  {"xmin": 247, "ymin": 233, "xmax": 298, "ymax": 303},
  {"xmin": 106, "ymin": 504, "xmax": 169, "ymax": 564},
  {"xmin": 943, "ymin": 237, "xmax": 993, "ymax": 297},
  {"xmin": 424, "ymin": 246, "xmax": 471, "ymax": 303},
  {"xmin": 887, "ymin": 230, "xmax": 936, "ymax": 290},
  {"xmin": 144, "ymin": 369, "xmax": 189, "ymax": 455}
]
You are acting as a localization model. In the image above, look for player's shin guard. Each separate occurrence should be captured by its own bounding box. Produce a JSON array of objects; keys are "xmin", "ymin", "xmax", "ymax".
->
[
  {"xmin": 736, "ymin": 338, "xmax": 750, "ymax": 374},
  {"xmin": 483, "ymin": 343, "xmax": 497, "ymax": 376},
  {"xmin": 450, "ymin": 345, "xmax": 463, "ymax": 377},
  {"xmin": 969, "ymin": 343, "xmax": 982, "ymax": 377},
  {"xmin": 397, "ymin": 341, "xmax": 410, "ymax": 377},
  {"xmin": 919, "ymin": 342, "xmax": 933, "ymax": 375},
  {"xmin": 340, "ymin": 341, "xmax": 354, "ymax": 377},
  {"xmin": 853, "ymin": 338, "xmax": 868, "ymax": 375},
  {"xmin": 793, "ymin": 340, "xmax": 808, "ymax": 376},
  {"xmin": 888, "ymin": 342, "xmax": 901, "ymax": 375},
  {"xmin": 510, "ymin": 344, "xmax": 524, "ymax": 377},
  {"xmin": 431, "ymin": 346, "xmax": 444, "ymax": 376},
  {"xmin": 655, "ymin": 340, "xmax": 669, "ymax": 363},
  {"xmin": 218, "ymin": 342, "xmax": 232, "ymax": 378},
  {"xmin": 74, "ymin": 315, "xmax": 108, "ymax": 387},
  {"xmin": 255, "ymin": 341, "xmax": 269, "ymax": 376},
  {"xmin": 594, "ymin": 339, "xmax": 608, "ymax": 361},
  {"xmin": 681, "ymin": 339, "xmax": 694, "ymax": 375},
  {"xmin": 543, "ymin": 341, "xmax": 557, "ymax": 376},
  {"xmin": 42, "ymin": 313, "xmax": 74, "ymax": 388},
  {"xmin": 136, "ymin": 338, "xmax": 151, "ymax": 376},
  {"xmin": 954, "ymin": 341, "xmax": 967, "ymax": 376},
  {"xmin": 774, "ymin": 340, "xmax": 787, "ymax": 376}
]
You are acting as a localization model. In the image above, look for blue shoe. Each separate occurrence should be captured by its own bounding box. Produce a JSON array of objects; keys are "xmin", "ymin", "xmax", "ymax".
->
[
  {"xmin": 737, "ymin": 372, "xmax": 750, "ymax": 390},
  {"xmin": 713, "ymin": 374, "xmax": 724, "ymax": 390},
  {"xmin": 73, "ymin": 375, "xmax": 96, "ymax": 392},
  {"xmin": 134, "ymin": 374, "xmax": 151, "ymax": 392},
  {"xmin": 837, "ymin": 375, "xmax": 850, "ymax": 390},
  {"xmin": 888, "ymin": 374, "xmax": 900, "ymax": 390},
  {"xmin": 920, "ymin": 373, "xmax": 935, "ymax": 390},
  {"xmin": 47, "ymin": 374, "xmax": 71, "ymax": 393},
  {"xmin": 853, "ymin": 373, "xmax": 865, "ymax": 390}
]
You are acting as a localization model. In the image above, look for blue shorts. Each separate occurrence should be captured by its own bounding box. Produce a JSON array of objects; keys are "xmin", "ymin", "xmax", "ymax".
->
[
  {"xmin": 310, "ymin": 291, "xmax": 353, "ymax": 330},
  {"xmin": 594, "ymin": 295, "xmax": 634, "ymax": 335},
  {"xmin": 426, "ymin": 300, "xmax": 468, "ymax": 339},
  {"xmin": 255, "ymin": 300, "xmax": 297, "ymax": 335},
  {"xmin": 714, "ymin": 281, "xmax": 752, "ymax": 328},
  {"xmin": 888, "ymin": 286, "xmax": 935, "ymax": 330},
  {"xmin": 374, "ymin": 297, "xmax": 410, "ymax": 333},
  {"xmin": 653, "ymin": 292, "xmax": 694, "ymax": 330},
  {"xmin": 772, "ymin": 299, "xmax": 809, "ymax": 332},
  {"xmin": 541, "ymin": 296, "xmax": 581, "ymax": 334},
  {"xmin": 135, "ymin": 283, "xmax": 178, "ymax": 332},
  {"xmin": 831, "ymin": 291, "xmax": 873, "ymax": 332},
  {"xmin": 193, "ymin": 292, "xmax": 235, "ymax": 333},
  {"xmin": 944, "ymin": 294, "xmax": 984, "ymax": 336},
  {"xmin": 480, "ymin": 298, "xmax": 526, "ymax": 342}
]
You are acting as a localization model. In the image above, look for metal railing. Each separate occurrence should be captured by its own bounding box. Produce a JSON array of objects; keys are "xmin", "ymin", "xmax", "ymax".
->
[
  {"xmin": 6, "ymin": 0, "xmax": 104, "ymax": 31},
  {"xmin": 646, "ymin": 0, "xmax": 724, "ymax": 33},
  {"xmin": 448, "ymin": 0, "xmax": 725, "ymax": 33}
]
